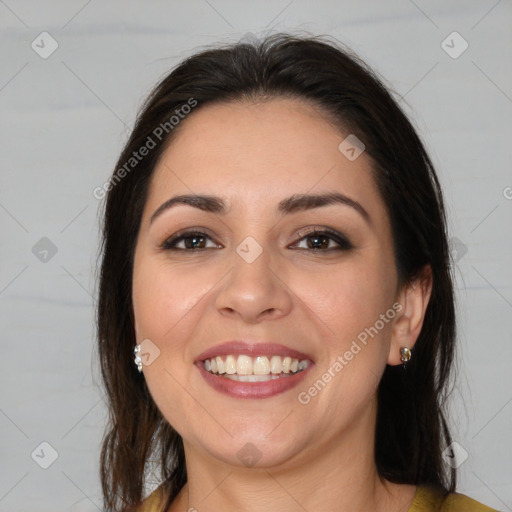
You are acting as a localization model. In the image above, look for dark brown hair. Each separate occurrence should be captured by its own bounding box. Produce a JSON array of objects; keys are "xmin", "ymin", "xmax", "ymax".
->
[{"xmin": 97, "ymin": 32, "xmax": 456, "ymax": 511}]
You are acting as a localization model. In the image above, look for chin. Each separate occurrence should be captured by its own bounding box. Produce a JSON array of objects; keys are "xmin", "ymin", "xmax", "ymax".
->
[{"xmin": 194, "ymin": 428, "xmax": 308, "ymax": 470}]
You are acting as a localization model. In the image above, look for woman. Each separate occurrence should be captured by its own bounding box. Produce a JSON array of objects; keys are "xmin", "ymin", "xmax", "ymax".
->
[{"xmin": 97, "ymin": 33, "xmax": 497, "ymax": 511}]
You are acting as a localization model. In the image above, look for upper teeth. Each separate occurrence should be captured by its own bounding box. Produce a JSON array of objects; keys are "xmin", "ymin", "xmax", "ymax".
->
[{"xmin": 204, "ymin": 355, "xmax": 311, "ymax": 375}]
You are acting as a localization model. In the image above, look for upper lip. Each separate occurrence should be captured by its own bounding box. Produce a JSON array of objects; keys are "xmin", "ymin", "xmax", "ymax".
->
[{"xmin": 195, "ymin": 341, "xmax": 314, "ymax": 363}]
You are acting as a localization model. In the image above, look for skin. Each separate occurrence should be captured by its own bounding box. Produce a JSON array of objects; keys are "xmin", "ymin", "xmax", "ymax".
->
[{"xmin": 132, "ymin": 98, "xmax": 432, "ymax": 512}]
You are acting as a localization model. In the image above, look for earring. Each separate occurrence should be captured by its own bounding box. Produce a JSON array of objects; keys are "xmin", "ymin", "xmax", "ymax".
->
[
  {"xmin": 134, "ymin": 344, "xmax": 142, "ymax": 372},
  {"xmin": 400, "ymin": 347, "xmax": 412, "ymax": 363}
]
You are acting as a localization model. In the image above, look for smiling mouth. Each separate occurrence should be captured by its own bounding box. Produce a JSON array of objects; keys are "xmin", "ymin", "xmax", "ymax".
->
[{"xmin": 202, "ymin": 354, "xmax": 312, "ymax": 382}]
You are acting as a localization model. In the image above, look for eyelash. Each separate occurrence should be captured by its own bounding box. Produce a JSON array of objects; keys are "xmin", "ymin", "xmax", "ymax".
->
[{"xmin": 161, "ymin": 227, "xmax": 353, "ymax": 253}]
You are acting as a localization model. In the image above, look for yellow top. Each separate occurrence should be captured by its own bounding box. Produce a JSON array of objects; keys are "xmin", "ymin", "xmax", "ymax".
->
[
  {"xmin": 409, "ymin": 486, "xmax": 497, "ymax": 511},
  {"xmin": 138, "ymin": 483, "xmax": 498, "ymax": 511}
]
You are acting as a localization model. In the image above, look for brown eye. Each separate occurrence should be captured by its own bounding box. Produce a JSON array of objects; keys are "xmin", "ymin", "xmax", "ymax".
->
[
  {"xmin": 292, "ymin": 228, "xmax": 353, "ymax": 251},
  {"xmin": 162, "ymin": 231, "xmax": 219, "ymax": 251}
]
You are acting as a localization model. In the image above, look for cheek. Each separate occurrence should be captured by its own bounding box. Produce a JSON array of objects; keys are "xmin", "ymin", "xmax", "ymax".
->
[
  {"xmin": 132, "ymin": 255, "xmax": 207, "ymax": 344},
  {"xmin": 132, "ymin": 254, "xmax": 210, "ymax": 432},
  {"xmin": 298, "ymin": 294, "xmax": 393, "ymax": 435},
  {"xmin": 297, "ymin": 254, "xmax": 395, "ymax": 341},
  {"xmin": 291, "ymin": 256, "xmax": 395, "ymax": 410}
]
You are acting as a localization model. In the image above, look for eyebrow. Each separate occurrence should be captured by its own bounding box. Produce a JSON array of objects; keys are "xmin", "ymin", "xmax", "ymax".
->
[{"xmin": 149, "ymin": 192, "xmax": 371, "ymax": 225}]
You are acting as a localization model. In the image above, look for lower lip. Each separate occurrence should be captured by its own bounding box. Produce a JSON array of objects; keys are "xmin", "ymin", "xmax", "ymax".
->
[{"xmin": 195, "ymin": 362, "xmax": 313, "ymax": 399}]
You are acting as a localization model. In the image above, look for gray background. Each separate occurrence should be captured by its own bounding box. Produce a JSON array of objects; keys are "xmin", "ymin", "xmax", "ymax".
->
[{"xmin": 1, "ymin": 1, "xmax": 511, "ymax": 510}]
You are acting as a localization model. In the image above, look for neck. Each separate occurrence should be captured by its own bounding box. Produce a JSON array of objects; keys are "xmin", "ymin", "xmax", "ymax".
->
[{"xmin": 171, "ymin": 398, "xmax": 414, "ymax": 512}]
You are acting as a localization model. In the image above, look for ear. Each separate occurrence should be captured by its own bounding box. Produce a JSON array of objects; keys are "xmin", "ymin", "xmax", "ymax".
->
[{"xmin": 388, "ymin": 265, "xmax": 433, "ymax": 366}]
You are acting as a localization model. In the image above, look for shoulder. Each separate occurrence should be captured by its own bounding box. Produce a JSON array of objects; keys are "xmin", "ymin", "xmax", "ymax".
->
[
  {"xmin": 410, "ymin": 486, "xmax": 499, "ymax": 512},
  {"xmin": 441, "ymin": 492, "xmax": 499, "ymax": 512}
]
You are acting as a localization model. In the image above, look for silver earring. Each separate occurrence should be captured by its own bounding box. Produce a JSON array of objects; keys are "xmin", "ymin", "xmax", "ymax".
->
[{"xmin": 134, "ymin": 344, "xmax": 142, "ymax": 372}]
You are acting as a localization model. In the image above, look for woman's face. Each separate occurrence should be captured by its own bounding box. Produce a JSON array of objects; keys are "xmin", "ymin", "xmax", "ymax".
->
[{"xmin": 132, "ymin": 98, "xmax": 403, "ymax": 469}]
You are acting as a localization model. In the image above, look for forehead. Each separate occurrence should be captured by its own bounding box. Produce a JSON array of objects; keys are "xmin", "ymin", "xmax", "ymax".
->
[{"xmin": 144, "ymin": 98, "xmax": 383, "ymax": 218}]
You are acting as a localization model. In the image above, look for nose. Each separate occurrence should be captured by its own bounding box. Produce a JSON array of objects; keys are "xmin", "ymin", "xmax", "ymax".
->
[{"xmin": 214, "ymin": 240, "xmax": 293, "ymax": 324}]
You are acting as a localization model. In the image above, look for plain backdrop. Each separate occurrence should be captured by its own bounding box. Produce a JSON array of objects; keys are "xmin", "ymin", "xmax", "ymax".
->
[{"xmin": 1, "ymin": 1, "xmax": 511, "ymax": 510}]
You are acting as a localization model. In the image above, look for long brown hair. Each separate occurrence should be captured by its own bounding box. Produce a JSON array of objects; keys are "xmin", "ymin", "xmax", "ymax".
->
[{"xmin": 97, "ymin": 32, "xmax": 457, "ymax": 511}]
